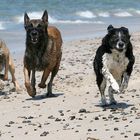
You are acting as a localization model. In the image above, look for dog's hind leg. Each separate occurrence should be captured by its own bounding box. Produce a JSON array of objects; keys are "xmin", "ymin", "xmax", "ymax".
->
[
  {"xmin": 121, "ymin": 52, "xmax": 135, "ymax": 92},
  {"xmin": 4, "ymin": 55, "xmax": 9, "ymax": 81},
  {"xmin": 47, "ymin": 56, "xmax": 61, "ymax": 97},
  {"xmin": 9, "ymin": 57, "xmax": 21, "ymax": 92},
  {"xmin": 97, "ymin": 75, "xmax": 107, "ymax": 106},
  {"xmin": 38, "ymin": 69, "xmax": 50, "ymax": 88},
  {"xmin": 46, "ymin": 68, "xmax": 58, "ymax": 97},
  {"xmin": 31, "ymin": 69, "xmax": 36, "ymax": 94},
  {"xmin": 120, "ymin": 73, "xmax": 129, "ymax": 92}
]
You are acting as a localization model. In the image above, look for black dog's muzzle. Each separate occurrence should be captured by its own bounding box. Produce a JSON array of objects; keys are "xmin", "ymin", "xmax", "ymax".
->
[
  {"xmin": 30, "ymin": 29, "xmax": 39, "ymax": 44},
  {"xmin": 116, "ymin": 41, "xmax": 126, "ymax": 52}
]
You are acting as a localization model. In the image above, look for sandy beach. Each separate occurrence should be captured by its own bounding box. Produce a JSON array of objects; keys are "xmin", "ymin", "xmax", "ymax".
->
[{"xmin": 0, "ymin": 29, "xmax": 140, "ymax": 140}]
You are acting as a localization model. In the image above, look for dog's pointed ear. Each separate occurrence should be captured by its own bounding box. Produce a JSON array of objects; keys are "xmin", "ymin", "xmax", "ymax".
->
[
  {"xmin": 24, "ymin": 12, "xmax": 30, "ymax": 27},
  {"xmin": 107, "ymin": 25, "xmax": 114, "ymax": 33},
  {"xmin": 42, "ymin": 10, "xmax": 48, "ymax": 23}
]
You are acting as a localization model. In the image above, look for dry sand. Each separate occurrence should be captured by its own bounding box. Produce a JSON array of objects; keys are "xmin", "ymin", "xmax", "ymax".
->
[{"xmin": 0, "ymin": 32, "xmax": 140, "ymax": 140}]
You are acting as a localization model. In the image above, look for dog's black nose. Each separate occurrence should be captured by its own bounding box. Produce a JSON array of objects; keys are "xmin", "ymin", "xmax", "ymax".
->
[
  {"xmin": 118, "ymin": 42, "xmax": 124, "ymax": 48},
  {"xmin": 31, "ymin": 30, "xmax": 38, "ymax": 36}
]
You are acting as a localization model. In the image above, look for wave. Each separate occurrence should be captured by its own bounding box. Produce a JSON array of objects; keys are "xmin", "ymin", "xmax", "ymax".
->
[
  {"xmin": 56, "ymin": 20, "xmax": 92, "ymax": 24},
  {"xmin": 0, "ymin": 22, "xmax": 5, "ymax": 30},
  {"xmin": 76, "ymin": 10, "xmax": 135, "ymax": 18},
  {"xmin": 59, "ymin": 20, "xmax": 104, "ymax": 24},
  {"xmin": 14, "ymin": 11, "xmax": 58, "ymax": 24},
  {"xmin": 114, "ymin": 11, "xmax": 132, "ymax": 17},
  {"xmin": 135, "ymin": 10, "xmax": 140, "ymax": 14},
  {"xmin": 76, "ymin": 10, "xmax": 96, "ymax": 18},
  {"xmin": 14, "ymin": 11, "xmax": 57, "ymax": 24},
  {"xmin": 14, "ymin": 11, "xmax": 104, "ymax": 25},
  {"xmin": 98, "ymin": 12, "xmax": 110, "ymax": 17}
]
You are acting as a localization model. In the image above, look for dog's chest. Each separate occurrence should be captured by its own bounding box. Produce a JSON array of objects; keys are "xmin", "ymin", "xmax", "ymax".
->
[
  {"xmin": 103, "ymin": 51, "xmax": 129, "ymax": 74},
  {"xmin": 25, "ymin": 37, "xmax": 55, "ymax": 71}
]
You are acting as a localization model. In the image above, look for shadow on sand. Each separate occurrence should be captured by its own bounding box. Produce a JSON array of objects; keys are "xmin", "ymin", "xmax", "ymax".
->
[
  {"xmin": 26, "ymin": 93, "xmax": 64, "ymax": 101},
  {"xmin": 0, "ymin": 91, "xmax": 6, "ymax": 96},
  {"xmin": 95, "ymin": 102, "xmax": 134, "ymax": 109}
]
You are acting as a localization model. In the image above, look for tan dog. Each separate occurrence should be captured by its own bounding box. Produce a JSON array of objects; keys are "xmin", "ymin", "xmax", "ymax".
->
[
  {"xmin": 0, "ymin": 40, "xmax": 20, "ymax": 91},
  {"xmin": 24, "ymin": 10, "xmax": 62, "ymax": 97}
]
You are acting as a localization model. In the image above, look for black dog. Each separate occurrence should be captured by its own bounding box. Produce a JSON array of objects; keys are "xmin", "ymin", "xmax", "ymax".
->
[{"xmin": 94, "ymin": 25, "xmax": 135, "ymax": 106}]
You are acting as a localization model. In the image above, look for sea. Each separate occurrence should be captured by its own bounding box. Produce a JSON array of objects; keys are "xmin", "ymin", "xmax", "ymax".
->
[
  {"xmin": 0, "ymin": 0, "xmax": 140, "ymax": 30},
  {"xmin": 1, "ymin": 0, "xmax": 140, "ymax": 43}
]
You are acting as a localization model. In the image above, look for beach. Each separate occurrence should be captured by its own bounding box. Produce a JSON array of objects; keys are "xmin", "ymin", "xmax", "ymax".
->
[
  {"xmin": 0, "ymin": 1, "xmax": 140, "ymax": 139},
  {"xmin": 0, "ymin": 25, "xmax": 139, "ymax": 140}
]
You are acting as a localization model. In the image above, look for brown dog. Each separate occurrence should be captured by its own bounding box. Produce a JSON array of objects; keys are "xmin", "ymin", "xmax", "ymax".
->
[
  {"xmin": 0, "ymin": 40, "xmax": 20, "ymax": 91},
  {"xmin": 24, "ymin": 10, "xmax": 62, "ymax": 97}
]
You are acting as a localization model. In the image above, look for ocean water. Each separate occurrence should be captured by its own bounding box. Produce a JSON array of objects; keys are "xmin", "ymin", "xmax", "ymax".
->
[{"xmin": 0, "ymin": 0, "xmax": 140, "ymax": 31}]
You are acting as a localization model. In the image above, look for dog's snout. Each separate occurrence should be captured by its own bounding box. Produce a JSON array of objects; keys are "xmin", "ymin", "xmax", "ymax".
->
[
  {"xmin": 31, "ymin": 30, "xmax": 38, "ymax": 36},
  {"xmin": 118, "ymin": 42, "xmax": 124, "ymax": 48}
]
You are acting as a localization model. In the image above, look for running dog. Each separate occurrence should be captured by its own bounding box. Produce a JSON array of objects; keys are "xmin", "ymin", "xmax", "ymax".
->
[
  {"xmin": 24, "ymin": 10, "xmax": 62, "ymax": 97},
  {"xmin": 93, "ymin": 25, "xmax": 135, "ymax": 106},
  {"xmin": 0, "ymin": 40, "xmax": 20, "ymax": 91}
]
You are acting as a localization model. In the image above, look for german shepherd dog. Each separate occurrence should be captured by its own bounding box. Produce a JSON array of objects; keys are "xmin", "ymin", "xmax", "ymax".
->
[
  {"xmin": 0, "ymin": 40, "xmax": 20, "ymax": 91},
  {"xmin": 94, "ymin": 25, "xmax": 135, "ymax": 106},
  {"xmin": 24, "ymin": 10, "xmax": 62, "ymax": 97}
]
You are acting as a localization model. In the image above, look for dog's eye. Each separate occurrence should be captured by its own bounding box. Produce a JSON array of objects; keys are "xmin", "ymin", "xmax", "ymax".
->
[
  {"xmin": 27, "ymin": 23, "xmax": 33, "ymax": 30},
  {"xmin": 114, "ymin": 38, "xmax": 119, "ymax": 42},
  {"xmin": 112, "ymin": 35, "xmax": 118, "ymax": 38},
  {"xmin": 111, "ymin": 35, "xmax": 119, "ymax": 42},
  {"xmin": 111, "ymin": 38, "xmax": 119, "ymax": 42},
  {"xmin": 121, "ymin": 38, "xmax": 127, "ymax": 43},
  {"xmin": 37, "ymin": 24, "xmax": 42, "ymax": 27},
  {"xmin": 29, "ymin": 23, "xmax": 33, "ymax": 27},
  {"xmin": 121, "ymin": 36, "xmax": 129, "ymax": 42}
]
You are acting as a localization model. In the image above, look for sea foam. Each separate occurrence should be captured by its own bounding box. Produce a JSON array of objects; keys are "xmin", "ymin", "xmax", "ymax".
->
[
  {"xmin": 14, "ymin": 11, "xmax": 96, "ymax": 24},
  {"xmin": 14, "ymin": 11, "xmax": 58, "ymax": 24},
  {"xmin": 114, "ymin": 12, "xmax": 132, "ymax": 17},
  {"xmin": 98, "ymin": 12, "xmax": 110, "ymax": 17},
  {"xmin": 0, "ymin": 22, "xmax": 5, "ymax": 30},
  {"xmin": 76, "ymin": 10, "xmax": 96, "ymax": 18}
]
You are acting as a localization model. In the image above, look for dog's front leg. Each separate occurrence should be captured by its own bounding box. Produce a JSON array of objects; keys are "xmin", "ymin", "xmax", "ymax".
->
[
  {"xmin": 24, "ymin": 66, "xmax": 36, "ymax": 97},
  {"xmin": 4, "ymin": 55, "xmax": 9, "ymax": 80},
  {"xmin": 102, "ymin": 66, "xmax": 120, "ymax": 93},
  {"xmin": 31, "ymin": 69, "xmax": 36, "ymax": 93},
  {"xmin": 9, "ymin": 57, "xmax": 21, "ymax": 92}
]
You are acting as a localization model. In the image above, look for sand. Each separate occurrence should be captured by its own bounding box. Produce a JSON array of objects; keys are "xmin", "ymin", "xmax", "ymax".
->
[{"xmin": 0, "ymin": 31, "xmax": 140, "ymax": 140}]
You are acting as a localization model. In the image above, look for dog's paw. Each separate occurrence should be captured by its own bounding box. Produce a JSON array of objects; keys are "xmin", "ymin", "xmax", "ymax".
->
[
  {"xmin": 16, "ymin": 87, "xmax": 22, "ymax": 94},
  {"xmin": 14, "ymin": 82, "xmax": 22, "ymax": 93},
  {"xmin": 101, "ymin": 97, "xmax": 108, "ymax": 107},
  {"xmin": 27, "ymin": 88, "xmax": 36, "ymax": 97},
  {"xmin": 25, "ymin": 84, "xmax": 36, "ymax": 97},
  {"xmin": 3, "ymin": 76, "xmax": 8, "ymax": 81},
  {"xmin": 38, "ymin": 83, "xmax": 46, "ymax": 88},
  {"xmin": 110, "ymin": 99, "xmax": 117, "ymax": 105},
  {"xmin": 111, "ymin": 82, "xmax": 120, "ymax": 93},
  {"xmin": 120, "ymin": 82, "xmax": 128, "ymax": 92}
]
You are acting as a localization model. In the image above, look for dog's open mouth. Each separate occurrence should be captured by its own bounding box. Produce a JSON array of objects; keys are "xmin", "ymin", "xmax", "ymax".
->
[
  {"xmin": 116, "ymin": 48, "xmax": 124, "ymax": 52},
  {"xmin": 31, "ymin": 38, "xmax": 38, "ymax": 44}
]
